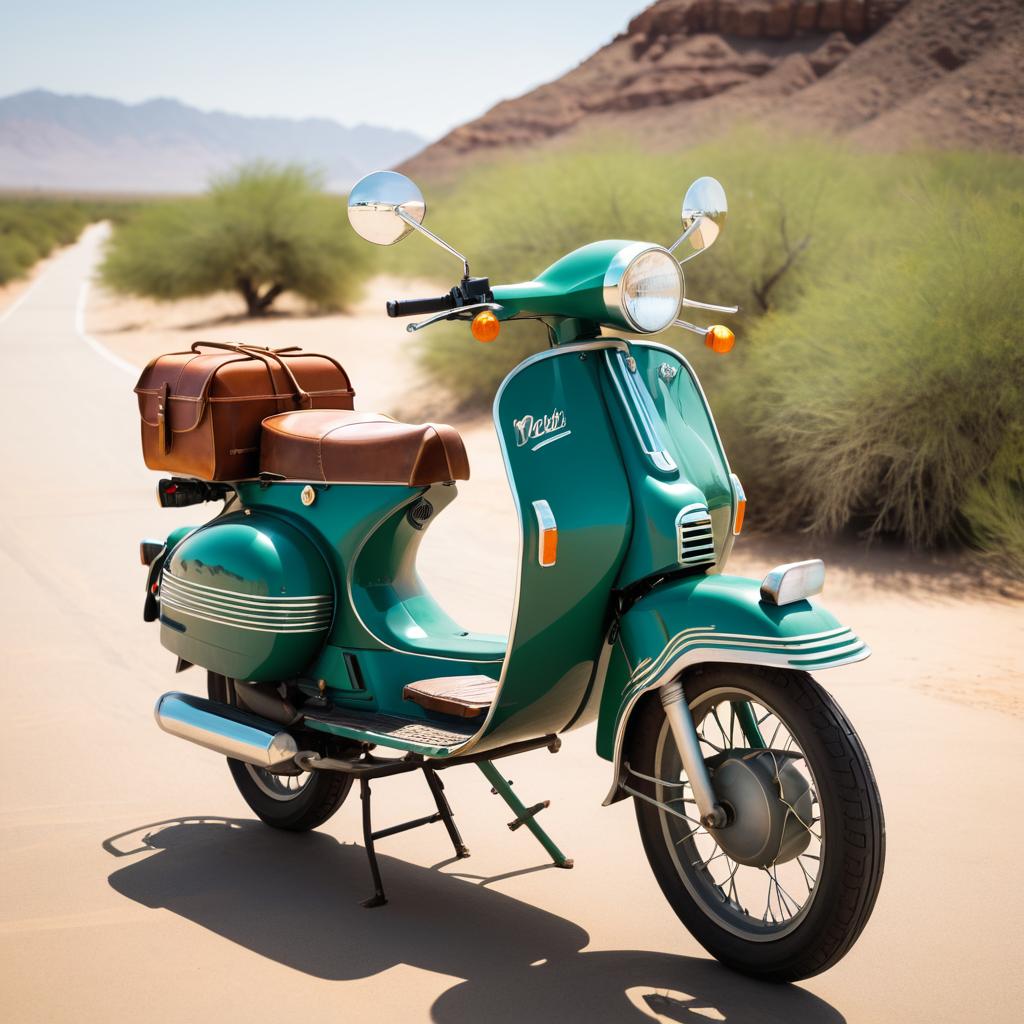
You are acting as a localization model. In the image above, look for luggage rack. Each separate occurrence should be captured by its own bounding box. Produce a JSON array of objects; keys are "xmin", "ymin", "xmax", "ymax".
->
[{"xmin": 296, "ymin": 733, "xmax": 573, "ymax": 907}]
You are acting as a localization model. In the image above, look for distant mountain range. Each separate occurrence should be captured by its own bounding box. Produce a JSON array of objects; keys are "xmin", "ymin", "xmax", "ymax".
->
[{"xmin": 0, "ymin": 90, "xmax": 426, "ymax": 194}]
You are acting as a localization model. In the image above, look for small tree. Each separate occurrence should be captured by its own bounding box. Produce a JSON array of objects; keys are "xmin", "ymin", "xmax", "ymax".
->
[{"xmin": 101, "ymin": 163, "xmax": 367, "ymax": 315}]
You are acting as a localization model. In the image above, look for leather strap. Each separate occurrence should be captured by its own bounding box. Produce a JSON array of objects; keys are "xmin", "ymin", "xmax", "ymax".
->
[
  {"xmin": 157, "ymin": 382, "xmax": 171, "ymax": 454},
  {"xmin": 189, "ymin": 341, "xmax": 312, "ymax": 409}
]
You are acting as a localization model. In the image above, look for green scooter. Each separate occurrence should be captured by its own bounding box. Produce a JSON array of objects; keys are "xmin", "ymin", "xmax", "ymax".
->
[{"xmin": 142, "ymin": 170, "xmax": 884, "ymax": 982}]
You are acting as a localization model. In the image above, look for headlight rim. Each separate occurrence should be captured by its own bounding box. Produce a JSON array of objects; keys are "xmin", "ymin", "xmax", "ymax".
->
[{"xmin": 602, "ymin": 242, "xmax": 683, "ymax": 335}]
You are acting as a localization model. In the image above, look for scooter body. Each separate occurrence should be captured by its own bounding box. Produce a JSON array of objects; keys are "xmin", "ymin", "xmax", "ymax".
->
[
  {"xmin": 156, "ymin": 328, "xmax": 864, "ymax": 768},
  {"xmin": 142, "ymin": 171, "xmax": 883, "ymax": 980}
]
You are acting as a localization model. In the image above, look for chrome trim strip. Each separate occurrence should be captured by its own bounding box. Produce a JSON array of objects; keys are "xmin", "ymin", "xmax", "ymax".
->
[
  {"xmin": 604, "ymin": 350, "xmax": 678, "ymax": 475},
  {"xmin": 160, "ymin": 578, "xmax": 330, "ymax": 615},
  {"xmin": 628, "ymin": 626, "xmax": 856, "ymax": 688},
  {"xmin": 161, "ymin": 571, "xmax": 332, "ymax": 605},
  {"xmin": 159, "ymin": 594, "xmax": 332, "ymax": 628},
  {"xmin": 159, "ymin": 597, "xmax": 331, "ymax": 634},
  {"xmin": 632, "ymin": 340, "xmax": 734, "ymax": 481},
  {"xmin": 532, "ymin": 429, "xmax": 571, "ymax": 452},
  {"xmin": 602, "ymin": 629, "xmax": 870, "ymax": 804}
]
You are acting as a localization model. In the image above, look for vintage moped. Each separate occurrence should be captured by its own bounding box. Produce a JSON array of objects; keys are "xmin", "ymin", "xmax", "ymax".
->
[{"xmin": 140, "ymin": 170, "xmax": 884, "ymax": 981}]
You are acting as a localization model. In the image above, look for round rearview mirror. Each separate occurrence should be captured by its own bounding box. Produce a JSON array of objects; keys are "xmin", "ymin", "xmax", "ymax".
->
[
  {"xmin": 680, "ymin": 176, "xmax": 727, "ymax": 254},
  {"xmin": 347, "ymin": 170, "xmax": 426, "ymax": 245}
]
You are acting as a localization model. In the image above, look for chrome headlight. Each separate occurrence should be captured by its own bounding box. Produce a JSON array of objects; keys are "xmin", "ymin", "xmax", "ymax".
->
[{"xmin": 604, "ymin": 243, "xmax": 682, "ymax": 334}]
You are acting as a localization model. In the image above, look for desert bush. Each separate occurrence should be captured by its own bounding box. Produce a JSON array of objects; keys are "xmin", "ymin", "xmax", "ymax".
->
[
  {"xmin": 727, "ymin": 180, "xmax": 1024, "ymax": 552},
  {"xmin": 402, "ymin": 133, "xmax": 879, "ymax": 402},
  {"xmin": 399, "ymin": 135, "xmax": 1024, "ymax": 563},
  {"xmin": 0, "ymin": 197, "xmax": 137, "ymax": 285},
  {"xmin": 101, "ymin": 163, "xmax": 369, "ymax": 315}
]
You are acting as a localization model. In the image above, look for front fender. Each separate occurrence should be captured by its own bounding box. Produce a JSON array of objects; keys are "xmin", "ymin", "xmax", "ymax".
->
[{"xmin": 596, "ymin": 572, "xmax": 869, "ymax": 804}]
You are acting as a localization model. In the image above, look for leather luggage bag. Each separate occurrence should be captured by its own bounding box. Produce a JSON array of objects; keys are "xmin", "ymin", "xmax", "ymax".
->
[{"xmin": 134, "ymin": 342, "xmax": 355, "ymax": 481}]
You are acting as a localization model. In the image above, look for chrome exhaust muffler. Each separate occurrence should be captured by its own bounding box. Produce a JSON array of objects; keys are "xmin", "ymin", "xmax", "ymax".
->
[{"xmin": 154, "ymin": 691, "xmax": 298, "ymax": 768}]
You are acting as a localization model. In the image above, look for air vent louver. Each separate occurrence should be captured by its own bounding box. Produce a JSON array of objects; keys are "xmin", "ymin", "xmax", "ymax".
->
[{"xmin": 676, "ymin": 504, "xmax": 715, "ymax": 566}]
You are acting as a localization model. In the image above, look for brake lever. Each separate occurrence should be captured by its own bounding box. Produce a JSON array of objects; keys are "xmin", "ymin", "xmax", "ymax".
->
[
  {"xmin": 682, "ymin": 297, "xmax": 739, "ymax": 314},
  {"xmin": 406, "ymin": 302, "xmax": 503, "ymax": 333}
]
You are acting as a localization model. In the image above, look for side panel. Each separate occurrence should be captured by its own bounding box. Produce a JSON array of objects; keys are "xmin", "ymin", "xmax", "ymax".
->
[
  {"xmin": 471, "ymin": 341, "xmax": 633, "ymax": 749},
  {"xmin": 159, "ymin": 511, "xmax": 334, "ymax": 682},
  {"xmin": 595, "ymin": 573, "xmax": 870, "ymax": 797}
]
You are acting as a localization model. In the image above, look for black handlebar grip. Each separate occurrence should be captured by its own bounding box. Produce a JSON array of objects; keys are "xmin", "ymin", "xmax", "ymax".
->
[{"xmin": 386, "ymin": 293, "xmax": 456, "ymax": 318}]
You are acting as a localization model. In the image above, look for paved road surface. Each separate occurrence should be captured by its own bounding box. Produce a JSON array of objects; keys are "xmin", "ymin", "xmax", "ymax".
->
[{"xmin": 1, "ymin": 228, "xmax": 1021, "ymax": 1023}]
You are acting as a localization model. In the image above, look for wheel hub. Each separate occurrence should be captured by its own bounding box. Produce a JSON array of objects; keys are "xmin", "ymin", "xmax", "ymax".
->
[{"xmin": 706, "ymin": 750, "xmax": 813, "ymax": 868}]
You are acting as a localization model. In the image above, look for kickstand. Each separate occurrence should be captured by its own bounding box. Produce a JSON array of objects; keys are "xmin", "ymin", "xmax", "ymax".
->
[
  {"xmin": 423, "ymin": 767, "xmax": 470, "ymax": 859},
  {"xmin": 477, "ymin": 760, "xmax": 573, "ymax": 868},
  {"xmin": 359, "ymin": 778, "xmax": 387, "ymax": 908},
  {"xmin": 358, "ymin": 766, "xmax": 471, "ymax": 908}
]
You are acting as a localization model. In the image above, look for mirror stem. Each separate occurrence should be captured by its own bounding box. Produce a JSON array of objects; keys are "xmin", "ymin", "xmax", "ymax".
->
[
  {"xmin": 682, "ymin": 297, "xmax": 739, "ymax": 314},
  {"xmin": 396, "ymin": 207, "xmax": 470, "ymax": 277},
  {"xmin": 668, "ymin": 216, "xmax": 705, "ymax": 261}
]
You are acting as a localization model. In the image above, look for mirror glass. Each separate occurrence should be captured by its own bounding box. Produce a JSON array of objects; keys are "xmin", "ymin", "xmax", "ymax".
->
[
  {"xmin": 347, "ymin": 170, "xmax": 426, "ymax": 245},
  {"xmin": 680, "ymin": 176, "xmax": 727, "ymax": 254}
]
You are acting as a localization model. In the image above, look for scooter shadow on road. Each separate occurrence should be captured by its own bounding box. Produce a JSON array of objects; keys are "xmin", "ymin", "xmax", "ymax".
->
[{"xmin": 103, "ymin": 817, "xmax": 845, "ymax": 1024}]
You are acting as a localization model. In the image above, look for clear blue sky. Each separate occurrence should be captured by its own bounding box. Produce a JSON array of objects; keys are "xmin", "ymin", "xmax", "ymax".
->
[{"xmin": 2, "ymin": 0, "xmax": 640, "ymax": 139}]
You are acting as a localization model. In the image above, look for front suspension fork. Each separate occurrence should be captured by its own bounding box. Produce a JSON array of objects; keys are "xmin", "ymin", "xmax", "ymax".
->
[{"xmin": 659, "ymin": 680, "xmax": 728, "ymax": 829}]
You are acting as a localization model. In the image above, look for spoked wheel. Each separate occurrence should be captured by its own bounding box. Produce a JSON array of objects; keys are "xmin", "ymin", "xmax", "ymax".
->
[
  {"xmin": 208, "ymin": 672, "xmax": 352, "ymax": 831},
  {"xmin": 629, "ymin": 664, "xmax": 884, "ymax": 982}
]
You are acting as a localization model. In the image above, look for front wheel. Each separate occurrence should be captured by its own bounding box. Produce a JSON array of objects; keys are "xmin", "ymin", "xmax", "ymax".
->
[
  {"xmin": 208, "ymin": 672, "xmax": 352, "ymax": 831},
  {"xmin": 629, "ymin": 664, "xmax": 884, "ymax": 982}
]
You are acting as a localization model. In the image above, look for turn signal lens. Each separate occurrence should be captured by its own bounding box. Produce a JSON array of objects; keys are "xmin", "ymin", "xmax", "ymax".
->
[
  {"xmin": 705, "ymin": 324, "xmax": 734, "ymax": 354},
  {"xmin": 734, "ymin": 499, "xmax": 746, "ymax": 535},
  {"xmin": 471, "ymin": 310, "xmax": 500, "ymax": 343},
  {"xmin": 533, "ymin": 499, "xmax": 558, "ymax": 567},
  {"xmin": 731, "ymin": 473, "xmax": 746, "ymax": 535}
]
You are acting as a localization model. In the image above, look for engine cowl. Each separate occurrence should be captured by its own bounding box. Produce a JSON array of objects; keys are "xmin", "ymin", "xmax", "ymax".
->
[{"xmin": 158, "ymin": 511, "xmax": 333, "ymax": 682}]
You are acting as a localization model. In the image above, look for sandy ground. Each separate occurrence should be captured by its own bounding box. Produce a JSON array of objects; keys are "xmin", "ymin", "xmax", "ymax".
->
[{"xmin": 1, "ymin": 225, "xmax": 1022, "ymax": 1023}]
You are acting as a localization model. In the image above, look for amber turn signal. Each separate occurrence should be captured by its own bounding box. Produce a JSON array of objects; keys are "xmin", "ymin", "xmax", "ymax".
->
[
  {"xmin": 705, "ymin": 324, "xmax": 735, "ymax": 354},
  {"xmin": 734, "ymin": 498, "xmax": 746, "ymax": 534},
  {"xmin": 471, "ymin": 310, "xmax": 501, "ymax": 343}
]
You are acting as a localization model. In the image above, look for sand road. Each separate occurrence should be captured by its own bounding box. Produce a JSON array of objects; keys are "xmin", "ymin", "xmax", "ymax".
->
[{"xmin": 1, "ymin": 226, "xmax": 1021, "ymax": 1024}]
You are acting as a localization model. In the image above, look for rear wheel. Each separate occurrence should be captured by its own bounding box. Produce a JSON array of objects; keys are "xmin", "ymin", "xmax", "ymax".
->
[
  {"xmin": 629, "ymin": 664, "xmax": 884, "ymax": 982},
  {"xmin": 208, "ymin": 672, "xmax": 352, "ymax": 831}
]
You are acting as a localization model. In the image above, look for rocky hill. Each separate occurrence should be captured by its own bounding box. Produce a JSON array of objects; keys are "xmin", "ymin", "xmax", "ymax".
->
[
  {"xmin": 0, "ymin": 90, "xmax": 425, "ymax": 194},
  {"xmin": 404, "ymin": 0, "xmax": 1024, "ymax": 177}
]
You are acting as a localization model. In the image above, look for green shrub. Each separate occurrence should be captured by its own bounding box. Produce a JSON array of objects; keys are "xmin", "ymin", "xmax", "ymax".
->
[
  {"xmin": 0, "ymin": 197, "xmax": 135, "ymax": 285},
  {"xmin": 728, "ymin": 181, "xmax": 1024, "ymax": 550},
  {"xmin": 397, "ymin": 134, "xmax": 1024, "ymax": 565},
  {"xmin": 101, "ymin": 163, "xmax": 369, "ymax": 315},
  {"xmin": 402, "ymin": 133, "xmax": 884, "ymax": 402}
]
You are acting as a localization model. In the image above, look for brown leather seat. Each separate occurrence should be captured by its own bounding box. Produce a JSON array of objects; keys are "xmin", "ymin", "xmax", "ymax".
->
[
  {"xmin": 403, "ymin": 676, "xmax": 498, "ymax": 718},
  {"xmin": 260, "ymin": 409, "xmax": 470, "ymax": 485}
]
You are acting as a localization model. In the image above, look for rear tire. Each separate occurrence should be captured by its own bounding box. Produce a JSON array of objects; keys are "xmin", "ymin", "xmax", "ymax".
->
[
  {"xmin": 208, "ymin": 672, "xmax": 351, "ymax": 832},
  {"xmin": 629, "ymin": 664, "xmax": 885, "ymax": 982}
]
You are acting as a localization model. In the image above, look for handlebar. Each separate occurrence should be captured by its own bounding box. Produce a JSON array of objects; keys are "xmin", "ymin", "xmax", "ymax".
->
[{"xmin": 386, "ymin": 293, "xmax": 456, "ymax": 318}]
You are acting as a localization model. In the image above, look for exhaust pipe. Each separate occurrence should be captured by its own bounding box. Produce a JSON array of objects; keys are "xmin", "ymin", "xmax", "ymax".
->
[{"xmin": 155, "ymin": 691, "xmax": 298, "ymax": 768}]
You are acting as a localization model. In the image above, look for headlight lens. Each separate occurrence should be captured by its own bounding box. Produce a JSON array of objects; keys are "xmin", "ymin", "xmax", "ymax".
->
[{"xmin": 620, "ymin": 248, "xmax": 682, "ymax": 333}]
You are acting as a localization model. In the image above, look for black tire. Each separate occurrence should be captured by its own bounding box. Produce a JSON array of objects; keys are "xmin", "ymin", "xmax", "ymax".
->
[
  {"xmin": 208, "ymin": 672, "xmax": 352, "ymax": 832},
  {"xmin": 629, "ymin": 664, "xmax": 885, "ymax": 982}
]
